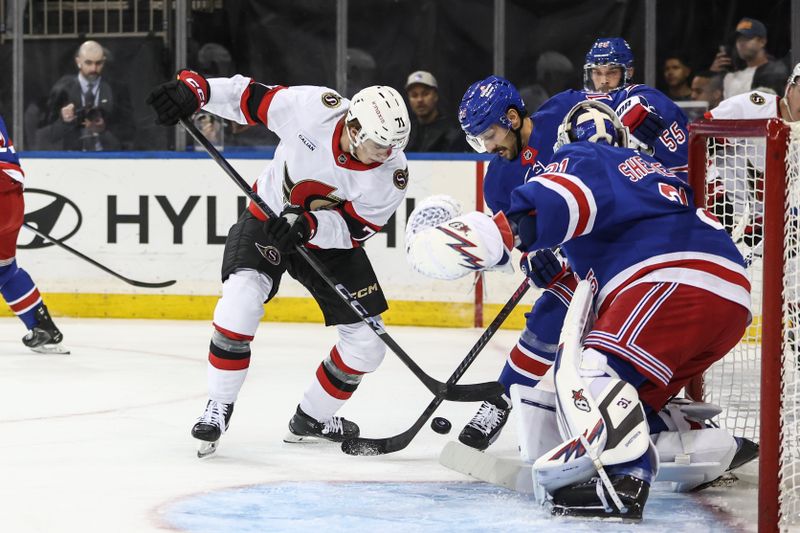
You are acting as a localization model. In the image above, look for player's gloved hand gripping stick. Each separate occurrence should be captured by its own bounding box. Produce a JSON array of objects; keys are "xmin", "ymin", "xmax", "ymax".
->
[{"xmin": 180, "ymin": 117, "xmax": 502, "ymax": 403}]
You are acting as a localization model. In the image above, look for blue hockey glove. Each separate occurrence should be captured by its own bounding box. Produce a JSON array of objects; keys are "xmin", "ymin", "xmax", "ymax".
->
[
  {"xmin": 616, "ymin": 96, "xmax": 667, "ymax": 150},
  {"xmin": 520, "ymin": 248, "xmax": 566, "ymax": 289}
]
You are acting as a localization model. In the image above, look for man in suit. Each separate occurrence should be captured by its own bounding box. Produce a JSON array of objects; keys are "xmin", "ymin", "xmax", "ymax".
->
[{"xmin": 37, "ymin": 40, "xmax": 133, "ymax": 150}]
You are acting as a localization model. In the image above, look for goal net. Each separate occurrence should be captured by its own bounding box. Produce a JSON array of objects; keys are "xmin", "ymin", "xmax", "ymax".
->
[{"xmin": 687, "ymin": 118, "xmax": 800, "ymax": 531}]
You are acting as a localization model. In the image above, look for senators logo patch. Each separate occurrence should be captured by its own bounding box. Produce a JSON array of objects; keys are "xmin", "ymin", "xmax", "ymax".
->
[
  {"xmin": 321, "ymin": 92, "xmax": 342, "ymax": 108},
  {"xmin": 255, "ymin": 243, "xmax": 281, "ymax": 266},
  {"xmin": 750, "ymin": 92, "xmax": 766, "ymax": 105},
  {"xmin": 393, "ymin": 167, "xmax": 409, "ymax": 190},
  {"xmin": 282, "ymin": 163, "xmax": 343, "ymax": 210}
]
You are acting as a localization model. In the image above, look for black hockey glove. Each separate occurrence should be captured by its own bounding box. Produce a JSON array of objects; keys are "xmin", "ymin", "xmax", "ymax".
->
[
  {"xmin": 520, "ymin": 248, "xmax": 566, "ymax": 289},
  {"xmin": 146, "ymin": 69, "xmax": 210, "ymax": 126},
  {"xmin": 263, "ymin": 206, "xmax": 318, "ymax": 253}
]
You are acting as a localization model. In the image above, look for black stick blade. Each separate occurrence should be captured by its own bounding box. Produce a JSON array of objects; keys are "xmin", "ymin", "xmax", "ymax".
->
[
  {"xmin": 341, "ymin": 438, "xmax": 390, "ymax": 456},
  {"xmin": 443, "ymin": 380, "xmax": 505, "ymax": 402}
]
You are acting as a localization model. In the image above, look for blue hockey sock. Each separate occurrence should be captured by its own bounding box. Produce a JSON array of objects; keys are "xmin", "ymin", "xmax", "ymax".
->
[{"xmin": 0, "ymin": 261, "xmax": 43, "ymax": 330}]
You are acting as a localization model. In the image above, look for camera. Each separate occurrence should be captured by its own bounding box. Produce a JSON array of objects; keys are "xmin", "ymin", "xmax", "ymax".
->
[{"xmin": 75, "ymin": 105, "xmax": 104, "ymax": 123}]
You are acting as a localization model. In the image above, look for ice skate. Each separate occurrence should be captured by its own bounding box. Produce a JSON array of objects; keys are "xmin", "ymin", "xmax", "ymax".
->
[
  {"xmin": 550, "ymin": 474, "xmax": 650, "ymax": 521},
  {"xmin": 22, "ymin": 305, "xmax": 69, "ymax": 354},
  {"xmin": 191, "ymin": 400, "xmax": 234, "ymax": 458},
  {"xmin": 458, "ymin": 399, "xmax": 510, "ymax": 451},
  {"xmin": 284, "ymin": 405, "xmax": 359, "ymax": 443}
]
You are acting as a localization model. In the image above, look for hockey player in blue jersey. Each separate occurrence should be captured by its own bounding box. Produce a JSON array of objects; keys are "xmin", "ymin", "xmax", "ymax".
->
[
  {"xmin": 454, "ymin": 75, "xmax": 579, "ymax": 450},
  {"xmin": 502, "ymin": 100, "xmax": 750, "ymax": 518},
  {"xmin": 452, "ymin": 39, "xmax": 691, "ymax": 451},
  {"xmin": 0, "ymin": 115, "xmax": 67, "ymax": 354}
]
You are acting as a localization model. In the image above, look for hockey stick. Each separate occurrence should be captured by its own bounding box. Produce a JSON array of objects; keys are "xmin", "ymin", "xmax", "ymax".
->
[
  {"xmin": 341, "ymin": 278, "xmax": 532, "ymax": 455},
  {"xmin": 180, "ymin": 117, "xmax": 501, "ymax": 403},
  {"xmin": 21, "ymin": 222, "xmax": 176, "ymax": 288}
]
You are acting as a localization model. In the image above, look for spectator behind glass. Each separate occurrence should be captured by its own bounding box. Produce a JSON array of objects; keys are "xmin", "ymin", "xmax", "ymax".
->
[
  {"xmin": 663, "ymin": 53, "xmax": 693, "ymax": 101},
  {"xmin": 709, "ymin": 17, "xmax": 788, "ymax": 99},
  {"xmin": 522, "ymin": 51, "xmax": 576, "ymax": 112},
  {"xmin": 37, "ymin": 40, "xmax": 134, "ymax": 151},
  {"xmin": 404, "ymin": 70, "xmax": 465, "ymax": 152},
  {"xmin": 691, "ymin": 71, "xmax": 724, "ymax": 110}
]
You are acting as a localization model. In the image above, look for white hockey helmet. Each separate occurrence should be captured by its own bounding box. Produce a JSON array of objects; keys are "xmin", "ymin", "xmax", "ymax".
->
[
  {"xmin": 406, "ymin": 211, "xmax": 508, "ymax": 280},
  {"xmin": 346, "ymin": 85, "xmax": 411, "ymax": 153},
  {"xmin": 554, "ymin": 100, "xmax": 629, "ymax": 153}
]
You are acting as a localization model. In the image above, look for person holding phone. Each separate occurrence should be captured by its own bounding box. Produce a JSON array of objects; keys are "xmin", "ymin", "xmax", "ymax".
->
[{"xmin": 709, "ymin": 18, "xmax": 788, "ymax": 98}]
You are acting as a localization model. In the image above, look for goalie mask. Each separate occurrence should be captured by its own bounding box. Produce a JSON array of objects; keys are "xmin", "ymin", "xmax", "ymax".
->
[
  {"xmin": 554, "ymin": 100, "xmax": 629, "ymax": 152},
  {"xmin": 406, "ymin": 211, "xmax": 512, "ymax": 280},
  {"xmin": 346, "ymin": 85, "xmax": 411, "ymax": 157}
]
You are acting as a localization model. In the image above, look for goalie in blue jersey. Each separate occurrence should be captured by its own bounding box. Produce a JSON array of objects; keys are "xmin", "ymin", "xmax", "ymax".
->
[{"xmin": 410, "ymin": 100, "xmax": 752, "ymax": 519}]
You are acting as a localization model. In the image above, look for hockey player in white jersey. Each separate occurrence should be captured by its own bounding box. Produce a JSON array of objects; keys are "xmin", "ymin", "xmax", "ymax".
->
[
  {"xmin": 704, "ymin": 62, "xmax": 800, "ymax": 264},
  {"xmin": 147, "ymin": 70, "xmax": 410, "ymax": 457}
]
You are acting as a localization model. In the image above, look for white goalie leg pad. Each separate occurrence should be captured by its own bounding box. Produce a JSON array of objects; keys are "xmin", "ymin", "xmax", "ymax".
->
[
  {"xmin": 653, "ymin": 400, "xmax": 737, "ymax": 492},
  {"xmin": 532, "ymin": 281, "xmax": 651, "ymax": 497},
  {"xmin": 510, "ymin": 378, "xmax": 560, "ymax": 464}
]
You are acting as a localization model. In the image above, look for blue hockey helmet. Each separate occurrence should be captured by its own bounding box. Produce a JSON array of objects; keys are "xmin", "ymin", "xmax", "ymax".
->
[
  {"xmin": 554, "ymin": 100, "xmax": 629, "ymax": 152},
  {"xmin": 583, "ymin": 37, "xmax": 635, "ymax": 92},
  {"xmin": 458, "ymin": 75, "xmax": 526, "ymax": 153}
]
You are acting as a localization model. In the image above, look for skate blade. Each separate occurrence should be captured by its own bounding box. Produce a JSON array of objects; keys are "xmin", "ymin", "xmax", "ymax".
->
[
  {"xmin": 197, "ymin": 440, "xmax": 219, "ymax": 458},
  {"xmin": 283, "ymin": 432, "xmax": 338, "ymax": 444},
  {"xmin": 28, "ymin": 343, "xmax": 70, "ymax": 355}
]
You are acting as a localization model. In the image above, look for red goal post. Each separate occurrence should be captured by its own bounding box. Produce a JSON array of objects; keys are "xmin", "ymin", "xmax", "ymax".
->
[{"xmin": 687, "ymin": 117, "xmax": 798, "ymax": 532}]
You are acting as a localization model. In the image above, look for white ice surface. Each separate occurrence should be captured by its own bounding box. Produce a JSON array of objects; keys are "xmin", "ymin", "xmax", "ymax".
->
[{"xmin": 0, "ymin": 318, "xmax": 759, "ymax": 532}]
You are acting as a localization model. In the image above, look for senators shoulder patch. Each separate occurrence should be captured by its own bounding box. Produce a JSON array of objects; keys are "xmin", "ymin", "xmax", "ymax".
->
[
  {"xmin": 321, "ymin": 92, "xmax": 342, "ymax": 108},
  {"xmin": 393, "ymin": 167, "xmax": 409, "ymax": 190},
  {"xmin": 750, "ymin": 92, "xmax": 766, "ymax": 105}
]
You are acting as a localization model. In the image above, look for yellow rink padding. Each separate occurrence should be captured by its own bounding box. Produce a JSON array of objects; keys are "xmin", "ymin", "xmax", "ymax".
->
[
  {"xmin": 0, "ymin": 293, "xmax": 531, "ymax": 330},
  {"xmin": 0, "ymin": 293, "xmax": 763, "ymax": 338}
]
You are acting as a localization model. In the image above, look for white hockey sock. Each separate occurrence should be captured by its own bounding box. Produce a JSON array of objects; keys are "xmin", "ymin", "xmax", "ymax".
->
[
  {"xmin": 208, "ymin": 365, "xmax": 248, "ymax": 404},
  {"xmin": 299, "ymin": 378, "xmax": 347, "ymax": 422}
]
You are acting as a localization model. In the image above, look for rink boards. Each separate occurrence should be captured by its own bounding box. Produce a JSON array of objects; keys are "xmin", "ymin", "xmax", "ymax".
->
[{"xmin": 4, "ymin": 154, "xmax": 537, "ymax": 327}]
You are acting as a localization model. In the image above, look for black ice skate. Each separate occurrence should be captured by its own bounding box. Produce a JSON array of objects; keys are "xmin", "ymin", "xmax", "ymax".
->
[
  {"xmin": 550, "ymin": 474, "xmax": 650, "ymax": 521},
  {"xmin": 191, "ymin": 400, "xmax": 234, "ymax": 458},
  {"xmin": 458, "ymin": 399, "xmax": 510, "ymax": 451},
  {"xmin": 22, "ymin": 305, "xmax": 69, "ymax": 354},
  {"xmin": 691, "ymin": 436, "xmax": 760, "ymax": 492},
  {"xmin": 284, "ymin": 405, "xmax": 359, "ymax": 443}
]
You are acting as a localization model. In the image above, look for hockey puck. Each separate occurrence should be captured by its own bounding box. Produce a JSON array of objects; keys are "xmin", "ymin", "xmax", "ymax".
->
[{"xmin": 431, "ymin": 417, "xmax": 452, "ymax": 435}]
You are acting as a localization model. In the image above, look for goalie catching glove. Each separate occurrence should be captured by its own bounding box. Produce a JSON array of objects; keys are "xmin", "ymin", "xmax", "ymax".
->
[
  {"xmin": 146, "ymin": 69, "xmax": 210, "ymax": 126},
  {"xmin": 406, "ymin": 208, "xmax": 516, "ymax": 280}
]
